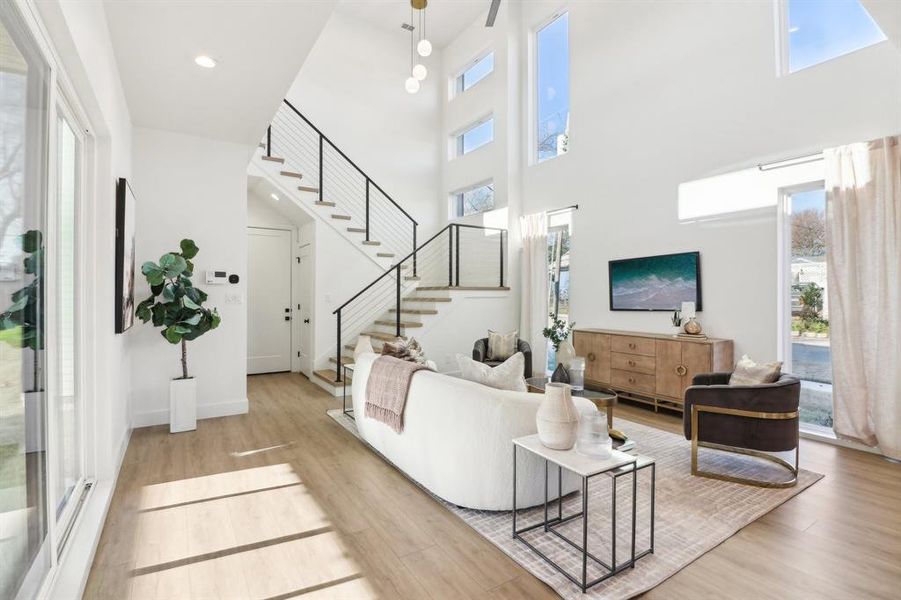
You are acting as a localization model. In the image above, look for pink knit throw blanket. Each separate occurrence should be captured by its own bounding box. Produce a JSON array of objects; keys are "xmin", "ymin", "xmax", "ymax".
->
[{"xmin": 364, "ymin": 356, "xmax": 428, "ymax": 433}]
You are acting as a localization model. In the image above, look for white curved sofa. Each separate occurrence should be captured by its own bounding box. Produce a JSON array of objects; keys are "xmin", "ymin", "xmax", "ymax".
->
[{"xmin": 350, "ymin": 353, "xmax": 596, "ymax": 510}]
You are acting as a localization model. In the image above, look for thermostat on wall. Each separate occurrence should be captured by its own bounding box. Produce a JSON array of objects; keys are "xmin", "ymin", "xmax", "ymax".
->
[{"xmin": 206, "ymin": 270, "xmax": 228, "ymax": 285}]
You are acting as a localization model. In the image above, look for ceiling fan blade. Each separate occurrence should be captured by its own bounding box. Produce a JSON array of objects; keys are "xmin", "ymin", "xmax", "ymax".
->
[{"xmin": 486, "ymin": 0, "xmax": 501, "ymax": 27}]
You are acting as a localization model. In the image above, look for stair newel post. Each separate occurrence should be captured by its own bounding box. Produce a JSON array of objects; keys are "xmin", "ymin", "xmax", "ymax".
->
[
  {"xmin": 365, "ymin": 179, "xmax": 370, "ymax": 242},
  {"xmin": 455, "ymin": 224, "xmax": 460, "ymax": 287},
  {"xmin": 335, "ymin": 309, "xmax": 342, "ymax": 383},
  {"xmin": 395, "ymin": 264, "xmax": 402, "ymax": 338},
  {"xmin": 448, "ymin": 226, "xmax": 453, "ymax": 287},
  {"xmin": 412, "ymin": 223, "xmax": 418, "ymax": 277},
  {"xmin": 499, "ymin": 229, "xmax": 504, "ymax": 288},
  {"xmin": 318, "ymin": 134, "xmax": 324, "ymax": 203},
  {"xmin": 266, "ymin": 125, "xmax": 272, "ymax": 157}
]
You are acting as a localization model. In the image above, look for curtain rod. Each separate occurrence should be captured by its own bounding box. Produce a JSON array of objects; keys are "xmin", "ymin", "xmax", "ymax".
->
[
  {"xmin": 546, "ymin": 204, "xmax": 579, "ymax": 215},
  {"xmin": 757, "ymin": 153, "xmax": 823, "ymax": 172}
]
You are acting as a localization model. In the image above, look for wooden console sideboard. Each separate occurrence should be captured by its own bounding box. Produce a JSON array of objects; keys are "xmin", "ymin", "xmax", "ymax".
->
[{"xmin": 572, "ymin": 328, "xmax": 734, "ymax": 413}]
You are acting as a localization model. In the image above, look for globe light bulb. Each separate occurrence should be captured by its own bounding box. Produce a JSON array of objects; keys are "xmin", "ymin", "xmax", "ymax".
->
[
  {"xmin": 412, "ymin": 63, "xmax": 428, "ymax": 81},
  {"xmin": 417, "ymin": 39, "xmax": 432, "ymax": 57},
  {"xmin": 405, "ymin": 76, "xmax": 421, "ymax": 94}
]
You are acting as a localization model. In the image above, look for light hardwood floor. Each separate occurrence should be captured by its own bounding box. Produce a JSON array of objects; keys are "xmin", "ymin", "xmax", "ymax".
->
[{"xmin": 85, "ymin": 373, "xmax": 901, "ymax": 599}]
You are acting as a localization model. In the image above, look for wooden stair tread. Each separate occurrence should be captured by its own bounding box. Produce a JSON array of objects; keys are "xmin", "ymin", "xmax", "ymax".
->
[
  {"xmin": 376, "ymin": 252, "xmax": 395, "ymax": 258},
  {"xmin": 416, "ymin": 286, "xmax": 510, "ymax": 291},
  {"xmin": 328, "ymin": 355, "xmax": 355, "ymax": 365},
  {"xmin": 315, "ymin": 201, "xmax": 336, "ymax": 207},
  {"xmin": 347, "ymin": 227, "xmax": 366, "ymax": 233},
  {"xmin": 313, "ymin": 369, "xmax": 350, "ymax": 386},
  {"xmin": 331, "ymin": 214, "xmax": 352, "ymax": 220},
  {"xmin": 405, "ymin": 296, "xmax": 451, "ymax": 302},
  {"xmin": 280, "ymin": 170, "xmax": 303, "ymax": 179},
  {"xmin": 362, "ymin": 240, "xmax": 381, "ymax": 246},
  {"xmin": 404, "ymin": 276, "xmax": 421, "ymax": 281},
  {"xmin": 298, "ymin": 185, "xmax": 319, "ymax": 193},
  {"xmin": 374, "ymin": 320, "xmax": 422, "ymax": 328},
  {"xmin": 388, "ymin": 308, "xmax": 438, "ymax": 315},
  {"xmin": 261, "ymin": 156, "xmax": 285, "ymax": 164},
  {"xmin": 361, "ymin": 331, "xmax": 398, "ymax": 341}
]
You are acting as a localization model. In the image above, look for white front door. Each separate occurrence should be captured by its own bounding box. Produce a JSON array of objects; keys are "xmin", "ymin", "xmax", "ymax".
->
[{"xmin": 247, "ymin": 228, "xmax": 293, "ymax": 374}]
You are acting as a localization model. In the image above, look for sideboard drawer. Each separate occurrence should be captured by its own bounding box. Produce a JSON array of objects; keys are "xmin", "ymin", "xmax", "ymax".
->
[
  {"xmin": 611, "ymin": 369, "xmax": 656, "ymax": 394},
  {"xmin": 611, "ymin": 352, "xmax": 655, "ymax": 375},
  {"xmin": 611, "ymin": 335, "xmax": 656, "ymax": 357}
]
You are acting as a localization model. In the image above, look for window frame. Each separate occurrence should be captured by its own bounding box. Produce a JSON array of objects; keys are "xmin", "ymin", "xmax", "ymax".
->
[
  {"xmin": 448, "ymin": 179, "xmax": 496, "ymax": 219},
  {"xmin": 452, "ymin": 50, "xmax": 495, "ymax": 98},
  {"xmin": 451, "ymin": 114, "xmax": 495, "ymax": 159},
  {"xmin": 531, "ymin": 9, "xmax": 571, "ymax": 165},
  {"xmin": 775, "ymin": 0, "xmax": 889, "ymax": 76}
]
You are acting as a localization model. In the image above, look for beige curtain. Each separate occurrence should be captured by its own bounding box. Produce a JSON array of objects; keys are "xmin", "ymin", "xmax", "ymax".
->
[
  {"xmin": 520, "ymin": 213, "xmax": 548, "ymax": 377},
  {"xmin": 825, "ymin": 136, "xmax": 901, "ymax": 459}
]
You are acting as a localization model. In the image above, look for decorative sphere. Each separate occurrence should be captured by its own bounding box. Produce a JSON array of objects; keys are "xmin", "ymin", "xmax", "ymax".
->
[
  {"xmin": 412, "ymin": 63, "xmax": 428, "ymax": 81},
  {"xmin": 417, "ymin": 39, "xmax": 432, "ymax": 57},
  {"xmin": 404, "ymin": 77, "xmax": 420, "ymax": 94},
  {"xmin": 683, "ymin": 318, "xmax": 702, "ymax": 335}
]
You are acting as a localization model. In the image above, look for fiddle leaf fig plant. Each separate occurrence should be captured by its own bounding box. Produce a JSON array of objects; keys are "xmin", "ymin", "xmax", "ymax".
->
[{"xmin": 136, "ymin": 239, "xmax": 220, "ymax": 380}]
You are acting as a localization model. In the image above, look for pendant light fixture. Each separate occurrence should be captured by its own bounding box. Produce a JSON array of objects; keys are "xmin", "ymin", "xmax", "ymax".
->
[
  {"xmin": 414, "ymin": 0, "xmax": 432, "ymax": 57},
  {"xmin": 405, "ymin": 0, "xmax": 429, "ymax": 93}
]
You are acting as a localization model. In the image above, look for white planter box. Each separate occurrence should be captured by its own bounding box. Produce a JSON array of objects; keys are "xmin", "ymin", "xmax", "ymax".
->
[{"xmin": 170, "ymin": 378, "xmax": 197, "ymax": 433}]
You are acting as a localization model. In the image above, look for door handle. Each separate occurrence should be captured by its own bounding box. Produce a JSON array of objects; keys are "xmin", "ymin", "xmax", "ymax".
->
[{"xmin": 303, "ymin": 318, "xmax": 310, "ymax": 324}]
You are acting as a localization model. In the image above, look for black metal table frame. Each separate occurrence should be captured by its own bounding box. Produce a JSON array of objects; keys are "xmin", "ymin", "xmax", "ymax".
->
[
  {"xmin": 342, "ymin": 364, "xmax": 354, "ymax": 420},
  {"xmin": 512, "ymin": 446, "xmax": 656, "ymax": 592}
]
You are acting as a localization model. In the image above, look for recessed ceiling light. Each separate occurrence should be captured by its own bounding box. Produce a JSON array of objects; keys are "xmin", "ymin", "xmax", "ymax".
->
[
  {"xmin": 194, "ymin": 55, "xmax": 217, "ymax": 68},
  {"xmin": 270, "ymin": 193, "xmax": 279, "ymax": 201}
]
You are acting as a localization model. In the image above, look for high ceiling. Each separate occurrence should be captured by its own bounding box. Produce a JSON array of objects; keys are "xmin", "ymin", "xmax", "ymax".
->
[
  {"xmin": 103, "ymin": 0, "xmax": 336, "ymax": 145},
  {"xmin": 335, "ymin": 0, "xmax": 488, "ymax": 49}
]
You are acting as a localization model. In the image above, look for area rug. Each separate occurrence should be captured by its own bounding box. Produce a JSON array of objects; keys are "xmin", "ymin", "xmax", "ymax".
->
[{"xmin": 326, "ymin": 409, "xmax": 823, "ymax": 599}]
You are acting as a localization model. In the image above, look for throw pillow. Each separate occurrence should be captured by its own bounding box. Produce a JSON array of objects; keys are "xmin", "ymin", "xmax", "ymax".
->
[
  {"xmin": 487, "ymin": 329, "xmax": 518, "ymax": 361},
  {"xmin": 729, "ymin": 354, "xmax": 783, "ymax": 385},
  {"xmin": 381, "ymin": 337, "xmax": 428, "ymax": 365},
  {"xmin": 457, "ymin": 352, "xmax": 527, "ymax": 392}
]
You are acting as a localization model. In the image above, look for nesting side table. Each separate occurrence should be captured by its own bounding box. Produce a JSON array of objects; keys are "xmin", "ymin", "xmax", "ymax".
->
[{"xmin": 512, "ymin": 434, "xmax": 656, "ymax": 592}]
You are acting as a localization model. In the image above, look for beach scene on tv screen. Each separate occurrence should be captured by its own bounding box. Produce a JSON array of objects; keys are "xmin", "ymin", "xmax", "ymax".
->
[{"xmin": 610, "ymin": 253, "xmax": 699, "ymax": 310}]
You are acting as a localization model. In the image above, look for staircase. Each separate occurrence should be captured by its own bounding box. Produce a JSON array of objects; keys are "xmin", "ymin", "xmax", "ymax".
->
[{"xmin": 253, "ymin": 100, "xmax": 509, "ymax": 395}]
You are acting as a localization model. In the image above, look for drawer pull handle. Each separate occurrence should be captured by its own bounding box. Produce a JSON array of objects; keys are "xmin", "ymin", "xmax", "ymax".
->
[
  {"xmin": 628, "ymin": 360, "xmax": 636, "ymax": 366},
  {"xmin": 628, "ymin": 377, "xmax": 635, "ymax": 384},
  {"xmin": 587, "ymin": 352, "xmax": 596, "ymax": 361},
  {"xmin": 629, "ymin": 343, "xmax": 636, "ymax": 349},
  {"xmin": 676, "ymin": 365, "xmax": 688, "ymax": 376}
]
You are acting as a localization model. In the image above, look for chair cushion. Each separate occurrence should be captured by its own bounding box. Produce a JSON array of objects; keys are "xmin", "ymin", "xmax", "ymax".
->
[
  {"xmin": 729, "ymin": 354, "xmax": 782, "ymax": 385},
  {"xmin": 457, "ymin": 352, "xmax": 527, "ymax": 392},
  {"xmin": 487, "ymin": 330, "xmax": 518, "ymax": 361}
]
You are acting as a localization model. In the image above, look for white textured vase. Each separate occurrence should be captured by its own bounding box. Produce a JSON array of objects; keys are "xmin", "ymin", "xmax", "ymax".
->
[
  {"xmin": 536, "ymin": 382, "xmax": 580, "ymax": 450},
  {"xmin": 354, "ymin": 335, "xmax": 373, "ymax": 361},
  {"xmin": 556, "ymin": 340, "xmax": 576, "ymax": 369}
]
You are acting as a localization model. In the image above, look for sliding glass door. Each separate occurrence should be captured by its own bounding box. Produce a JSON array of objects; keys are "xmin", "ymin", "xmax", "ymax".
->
[
  {"xmin": 783, "ymin": 185, "xmax": 833, "ymax": 432},
  {"xmin": 1, "ymin": 2, "xmax": 88, "ymax": 597},
  {"xmin": 0, "ymin": 3, "xmax": 51, "ymax": 597}
]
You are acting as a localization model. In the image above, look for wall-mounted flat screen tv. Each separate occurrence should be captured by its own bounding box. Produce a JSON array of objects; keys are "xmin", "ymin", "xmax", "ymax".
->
[{"xmin": 609, "ymin": 251, "xmax": 701, "ymax": 311}]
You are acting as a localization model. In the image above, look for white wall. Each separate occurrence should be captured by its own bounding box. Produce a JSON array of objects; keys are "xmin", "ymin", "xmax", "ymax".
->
[
  {"xmin": 130, "ymin": 127, "xmax": 251, "ymax": 426},
  {"xmin": 513, "ymin": 0, "xmax": 901, "ymax": 361},
  {"xmin": 285, "ymin": 10, "xmax": 442, "ymax": 237}
]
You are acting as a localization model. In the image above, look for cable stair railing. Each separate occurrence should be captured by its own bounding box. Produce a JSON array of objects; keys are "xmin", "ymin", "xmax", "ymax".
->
[
  {"xmin": 261, "ymin": 99, "xmax": 418, "ymax": 265},
  {"xmin": 331, "ymin": 223, "xmax": 508, "ymax": 383}
]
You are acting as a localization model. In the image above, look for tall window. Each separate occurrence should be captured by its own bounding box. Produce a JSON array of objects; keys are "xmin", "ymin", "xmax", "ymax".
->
[
  {"xmin": 450, "ymin": 181, "xmax": 495, "ymax": 218},
  {"xmin": 783, "ymin": 0, "xmax": 886, "ymax": 73},
  {"xmin": 536, "ymin": 12, "xmax": 570, "ymax": 162},
  {"xmin": 1, "ymin": 3, "xmax": 51, "ymax": 597},
  {"xmin": 784, "ymin": 186, "xmax": 833, "ymax": 430},
  {"xmin": 455, "ymin": 117, "xmax": 494, "ymax": 156},
  {"xmin": 546, "ymin": 211, "xmax": 572, "ymax": 371},
  {"xmin": 455, "ymin": 52, "xmax": 494, "ymax": 94}
]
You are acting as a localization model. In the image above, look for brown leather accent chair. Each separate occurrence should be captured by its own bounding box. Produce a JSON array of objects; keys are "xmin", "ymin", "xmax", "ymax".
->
[{"xmin": 683, "ymin": 372, "xmax": 801, "ymax": 488}]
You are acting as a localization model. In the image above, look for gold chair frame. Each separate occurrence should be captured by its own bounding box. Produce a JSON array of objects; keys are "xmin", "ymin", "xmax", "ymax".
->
[{"xmin": 690, "ymin": 404, "xmax": 799, "ymax": 489}]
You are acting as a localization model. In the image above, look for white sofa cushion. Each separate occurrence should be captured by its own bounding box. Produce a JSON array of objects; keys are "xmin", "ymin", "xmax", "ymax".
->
[{"xmin": 457, "ymin": 352, "xmax": 527, "ymax": 392}]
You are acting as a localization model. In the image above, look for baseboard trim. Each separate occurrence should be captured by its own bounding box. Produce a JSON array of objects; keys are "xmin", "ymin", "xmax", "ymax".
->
[{"xmin": 132, "ymin": 398, "xmax": 249, "ymax": 428}]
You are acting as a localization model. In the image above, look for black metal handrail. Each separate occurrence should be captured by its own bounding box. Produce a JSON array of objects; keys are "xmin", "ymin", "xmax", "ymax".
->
[{"xmin": 332, "ymin": 223, "xmax": 507, "ymax": 381}]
